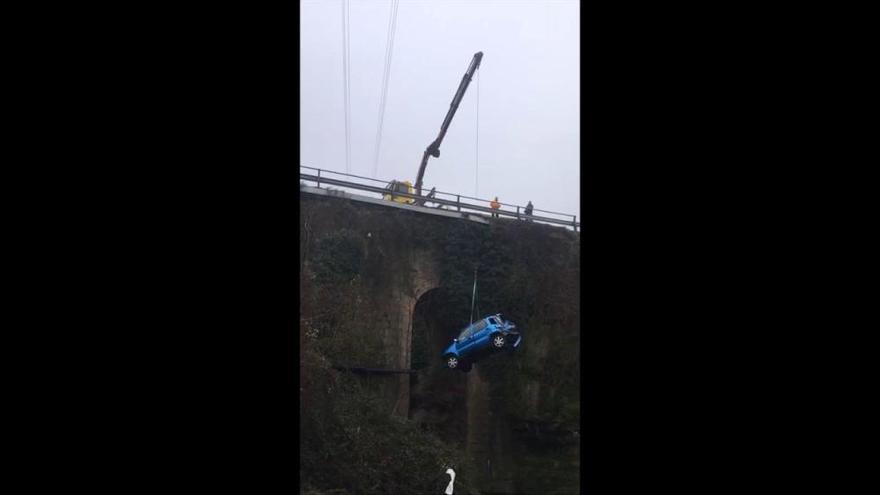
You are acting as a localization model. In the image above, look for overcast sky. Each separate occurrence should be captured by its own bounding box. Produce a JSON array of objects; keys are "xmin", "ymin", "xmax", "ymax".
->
[{"xmin": 301, "ymin": 0, "xmax": 579, "ymax": 217}]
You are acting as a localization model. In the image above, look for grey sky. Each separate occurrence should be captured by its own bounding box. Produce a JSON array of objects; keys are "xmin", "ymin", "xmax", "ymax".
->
[{"xmin": 300, "ymin": 0, "xmax": 579, "ymax": 217}]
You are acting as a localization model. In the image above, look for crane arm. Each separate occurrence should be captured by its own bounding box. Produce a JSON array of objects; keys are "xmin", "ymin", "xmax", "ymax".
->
[{"xmin": 414, "ymin": 51, "xmax": 483, "ymax": 201}]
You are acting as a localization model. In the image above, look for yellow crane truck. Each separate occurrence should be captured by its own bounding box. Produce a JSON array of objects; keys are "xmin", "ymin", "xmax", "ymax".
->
[{"xmin": 383, "ymin": 51, "xmax": 483, "ymax": 207}]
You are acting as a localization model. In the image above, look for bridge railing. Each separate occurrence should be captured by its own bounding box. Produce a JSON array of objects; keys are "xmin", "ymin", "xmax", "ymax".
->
[{"xmin": 300, "ymin": 165, "xmax": 579, "ymax": 231}]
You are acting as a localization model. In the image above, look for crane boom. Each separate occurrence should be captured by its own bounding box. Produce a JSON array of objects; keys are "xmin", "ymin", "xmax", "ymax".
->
[{"xmin": 413, "ymin": 51, "xmax": 483, "ymax": 202}]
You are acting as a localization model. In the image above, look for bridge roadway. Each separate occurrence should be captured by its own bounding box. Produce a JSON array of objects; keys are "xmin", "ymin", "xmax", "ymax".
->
[
  {"xmin": 301, "ymin": 184, "xmax": 579, "ymax": 230},
  {"xmin": 300, "ymin": 166, "xmax": 579, "ymax": 230},
  {"xmin": 302, "ymin": 184, "xmax": 493, "ymax": 225}
]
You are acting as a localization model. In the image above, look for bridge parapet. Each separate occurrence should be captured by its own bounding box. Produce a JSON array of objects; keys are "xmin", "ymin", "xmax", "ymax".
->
[{"xmin": 301, "ymin": 165, "xmax": 580, "ymax": 231}]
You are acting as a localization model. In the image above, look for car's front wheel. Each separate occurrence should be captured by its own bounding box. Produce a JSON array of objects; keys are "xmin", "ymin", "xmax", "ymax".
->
[
  {"xmin": 446, "ymin": 356, "xmax": 459, "ymax": 369},
  {"xmin": 492, "ymin": 334, "xmax": 506, "ymax": 349}
]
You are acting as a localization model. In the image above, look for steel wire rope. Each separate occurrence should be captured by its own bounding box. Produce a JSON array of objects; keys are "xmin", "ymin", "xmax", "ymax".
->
[
  {"xmin": 475, "ymin": 67, "xmax": 480, "ymax": 197},
  {"xmin": 341, "ymin": 0, "xmax": 352, "ymax": 173},
  {"xmin": 347, "ymin": 0, "xmax": 353, "ymax": 173},
  {"xmin": 372, "ymin": 0, "xmax": 399, "ymax": 178},
  {"xmin": 470, "ymin": 267, "xmax": 479, "ymax": 325}
]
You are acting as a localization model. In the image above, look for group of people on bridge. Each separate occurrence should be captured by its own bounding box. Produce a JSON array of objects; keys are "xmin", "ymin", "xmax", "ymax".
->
[
  {"xmin": 490, "ymin": 197, "xmax": 533, "ymax": 221},
  {"xmin": 418, "ymin": 187, "xmax": 536, "ymax": 222}
]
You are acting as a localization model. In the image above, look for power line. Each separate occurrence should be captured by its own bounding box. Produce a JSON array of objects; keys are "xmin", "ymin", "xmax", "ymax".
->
[
  {"xmin": 372, "ymin": 0, "xmax": 394, "ymax": 178},
  {"xmin": 372, "ymin": 0, "xmax": 399, "ymax": 178}
]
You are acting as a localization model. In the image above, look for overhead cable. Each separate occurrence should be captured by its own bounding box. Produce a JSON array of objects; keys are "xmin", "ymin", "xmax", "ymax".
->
[{"xmin": 372, "ymin": 0, "xmax": 400, "ymax": 178}]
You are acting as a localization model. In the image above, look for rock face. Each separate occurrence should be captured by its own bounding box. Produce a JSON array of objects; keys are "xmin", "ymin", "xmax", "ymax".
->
[{"xmin": 301, "ymin": 193, "xmax": 580, "ymax": 494}]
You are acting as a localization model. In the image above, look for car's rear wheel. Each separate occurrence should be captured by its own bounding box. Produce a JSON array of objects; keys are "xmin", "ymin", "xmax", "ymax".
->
[
  {"xmin": 446, "ymin": 356, "xmax": 459, "ymax": 369},
  {"xmin": 492, "ymin": 334, "xmax": 506, "ymax": 349}
]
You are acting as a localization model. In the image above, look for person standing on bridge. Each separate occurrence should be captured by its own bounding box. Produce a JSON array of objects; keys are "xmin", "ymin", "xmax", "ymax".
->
[
  {"xmin": 524, "ymin": 201, "xmax": 534, "ymax": 221},
  {"xmin": 490, "ymin": 196, "xmax": 500, "ymax": 218}
]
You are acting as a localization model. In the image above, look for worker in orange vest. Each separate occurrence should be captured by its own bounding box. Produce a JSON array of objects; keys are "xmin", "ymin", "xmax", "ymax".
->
[{"xmin": 490, "ymin": 197, "xmax": 500, "ymax": 218}]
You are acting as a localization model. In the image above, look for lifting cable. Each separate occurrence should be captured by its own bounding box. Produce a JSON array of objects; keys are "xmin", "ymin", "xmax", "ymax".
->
[
  {"xmin": 474, "ymin": 67, "xmax": 480, "ymax": 197},
  {"xmin": 471, "ymin": 69, "xmax": 480, "ymax": 325},
  {"xmin": 469, "ymin": 266, "xmax": 479, "ymax": 325},
  {"xmin": 341, "ymin": 0, "xmax": 352, "ymax": 174}
]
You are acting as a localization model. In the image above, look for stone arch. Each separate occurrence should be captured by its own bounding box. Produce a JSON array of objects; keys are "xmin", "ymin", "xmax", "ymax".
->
[
  {"xmin": 407, "ymin": 286, "xmax": 469, "ymax": 436},
  {"xmin": 389, "ymin": 249, "xmax": 441, "ymax": 416},
  {"xmin": 400, "ymin": 248, "xmax": 442, "ymax": 373},
  {"xmin": 410, "ymin": 287, "xmax": 459, "ymax": 370}
]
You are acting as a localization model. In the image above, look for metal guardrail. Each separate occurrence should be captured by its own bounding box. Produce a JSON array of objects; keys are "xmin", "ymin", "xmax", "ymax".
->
[{"xmin": 300, "ymin": 166, "xmax": 580, "ymax": 231}]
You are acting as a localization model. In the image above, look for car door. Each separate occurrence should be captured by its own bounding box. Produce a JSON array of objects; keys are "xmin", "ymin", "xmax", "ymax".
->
[
  {"xmin": 454, "ymin": 326, "xmax": 473, "ymax": 356},
  {"xmin": 458, "ymin": 322, "xmax": 482, "ymax": 355},
  {"xmin": 463, "ymin": 320, "xmax": 490, "ymax": 354},
  {"xmin": 477, "ymin": 318, "xmax": 500, "ymax": 349}
]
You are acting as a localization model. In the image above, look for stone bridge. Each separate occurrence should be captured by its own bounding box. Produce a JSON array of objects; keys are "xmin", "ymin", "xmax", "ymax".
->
[{"xmin": 300, "ymin": 189, "xmax": 580, "ymax": 494}]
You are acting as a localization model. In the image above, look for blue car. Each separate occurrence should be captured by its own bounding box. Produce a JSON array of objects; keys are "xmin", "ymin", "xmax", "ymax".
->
[{"xmin": 442, "ymin": 314, "xmax": 522, "ymax": 372}]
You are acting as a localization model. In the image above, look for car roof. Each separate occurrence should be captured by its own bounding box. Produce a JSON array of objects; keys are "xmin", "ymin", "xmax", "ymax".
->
[{"xmin": 460, "ymin": 315, "xmax": 503, "ymax": 333}]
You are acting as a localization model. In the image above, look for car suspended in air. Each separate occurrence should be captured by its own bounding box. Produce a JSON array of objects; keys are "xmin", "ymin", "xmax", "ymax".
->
[{"xmin": 441, "ymin": 314, "xmax": 521, "ymax": 372}]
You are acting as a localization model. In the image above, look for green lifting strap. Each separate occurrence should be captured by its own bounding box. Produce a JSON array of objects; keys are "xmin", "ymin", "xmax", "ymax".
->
[{"xmin": 470, "ymin": 267, "xmax": 478, "ymax": 325}]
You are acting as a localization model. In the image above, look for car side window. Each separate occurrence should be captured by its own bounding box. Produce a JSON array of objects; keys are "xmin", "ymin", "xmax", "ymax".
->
[{"xmin": 489, "ymin": 317, "xmax": 500, "ymax": 326}]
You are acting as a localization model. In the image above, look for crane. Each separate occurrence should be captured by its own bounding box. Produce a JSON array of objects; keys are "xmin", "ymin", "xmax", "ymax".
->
[
  {"xmin": 383, "ymin": 51, "xmax": 483, "ymax": 206},
  {"xmin": 414, "ymin": 51, "xmax": 483, "ymax": 204}
]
